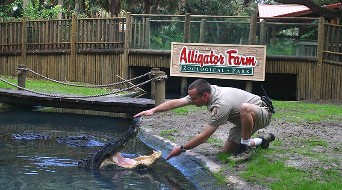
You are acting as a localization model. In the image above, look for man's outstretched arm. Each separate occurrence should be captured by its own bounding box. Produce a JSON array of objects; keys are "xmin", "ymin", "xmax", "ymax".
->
[
  {"xmin": 166, "ymin": 123, "xmax": 217, "ymax": 160},
  {"xmin": 134, "ymin": 97, "xmax": 191, "ymax": 117}
]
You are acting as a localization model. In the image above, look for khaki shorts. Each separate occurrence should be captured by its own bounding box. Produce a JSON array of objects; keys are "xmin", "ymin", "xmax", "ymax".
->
[{"xmin": 228, "ymin": 106, "xmax": 271, "ymax": 144}]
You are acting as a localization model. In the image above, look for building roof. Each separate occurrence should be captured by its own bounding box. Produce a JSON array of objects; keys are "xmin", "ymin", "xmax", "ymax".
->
[{"xmin": 258, "ymin": 3, "xmax": 341, "ymax": 18}]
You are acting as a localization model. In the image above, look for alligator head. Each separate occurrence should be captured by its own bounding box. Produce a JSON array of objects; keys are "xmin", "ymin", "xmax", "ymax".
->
[
  {"xmin": 99, "ymin": 150, "xmax": 162, "ymax": 169},
  {"xmin": 78, "ymin": 116, "xmax": 143, "ymax": 169}
]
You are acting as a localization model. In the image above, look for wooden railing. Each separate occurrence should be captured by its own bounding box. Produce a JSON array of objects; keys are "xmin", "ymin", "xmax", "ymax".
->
[
  {"xmin": 76, "ymin": 17, "xmax": 125, "ymax": 50},
  {"xmin": 3, "ymin": 14, "xmax": 337, "ymax": 55},
  {"xmin": 0, "ymin": 20, "xmax": 22, "ymax": 52},
  {"xmin": 25, "ymin": 19, "xmax": 71, "ymax": 50},
  {"xmin": 324, "ymin": 22, "xmax": 342, "ymax": 65},
  {"xmin": 0, "ymin": 16, "xmax": 126, "ymax": 54},
  {"xmin": 0, "ymin": 14, "xmax": 341, "ymax": 101}
]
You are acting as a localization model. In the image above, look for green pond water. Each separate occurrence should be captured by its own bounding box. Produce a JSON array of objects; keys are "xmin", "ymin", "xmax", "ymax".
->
[{"xmin": 0, "ymin": 107, "xmax": 197, "ymax": 190}]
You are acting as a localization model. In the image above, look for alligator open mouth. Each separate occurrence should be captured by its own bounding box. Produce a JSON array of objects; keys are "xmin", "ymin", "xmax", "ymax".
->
[
  {"xmin": 99, "ymin": 150, "xmax": 162, "ymax": 169},
  {"xmin": 78, "ymin": 116, "xmax": 161, "ymax": 169}
]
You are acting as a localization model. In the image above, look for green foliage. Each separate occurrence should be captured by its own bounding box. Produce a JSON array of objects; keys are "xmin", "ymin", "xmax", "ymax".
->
[
  {"xmin": 150, "ymin": 21, "xmax": 184, "ymax": 50},
  {"xmin": 266, "ymin": 39, "xmax": 296, "ymax": 56},
  {"xmin": 0, "ymin": 0, "xmax": 65, "ymax": 20},
  {"xmin": 0, "ymin": 0, "xmax": 21, "ymax": 20},
  {"xmin": 22, "ymin": 0, "xmax": 65, "ymax": 19},
  {"xmin": 300, "ymin": 28, "xmax": 319, "ymax": 41},
  {"xmin": 1, "ymin": 0, "xmax": 261, "ymax": 19}
]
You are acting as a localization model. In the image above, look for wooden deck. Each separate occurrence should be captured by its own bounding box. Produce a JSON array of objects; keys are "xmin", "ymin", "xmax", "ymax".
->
[{"xmin": 0, "ymin": 89, "xmax": 155, "ymax": 114}]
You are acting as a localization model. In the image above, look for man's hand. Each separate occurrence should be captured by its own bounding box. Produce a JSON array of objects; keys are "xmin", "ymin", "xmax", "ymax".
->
[
  {"xmin": 134, "ymin": 98, "xmax": 190, "ymax": 118},
  {"xmin": 166, "ymin": 146, "xmax": 183, "ymax": 160},
  {"xmin": 134, "ymin": 109, "xmax": 154, "ymax": 117}
]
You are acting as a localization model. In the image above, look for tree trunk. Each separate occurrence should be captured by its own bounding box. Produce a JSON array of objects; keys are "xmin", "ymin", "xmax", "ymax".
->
[
  {"xmin": 58, "ymin": 0, "xmax": 63, "ymax": 19},
  {"xmin": 75, "ymin": 0, "xmax": 80, "ymax": 14},
  {"xmin": 144, "ymin": 0, "xmax": 152, "ymax": 14},
  {"xmin": 109, "ymin": 0, "xmax": 121, "ymax": 17},
  {"xmin": 22, "ymin": 0, "xmax": 29, "ymax": 9}
]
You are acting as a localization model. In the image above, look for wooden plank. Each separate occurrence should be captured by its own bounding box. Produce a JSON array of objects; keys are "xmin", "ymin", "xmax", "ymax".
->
[
  {"xmin": 336, "ymin": 64, "xmax": 340, "ymax": 100},
  {"xmin": 0, "ymin": 89, "xmax": 154, "ymax": 113}
]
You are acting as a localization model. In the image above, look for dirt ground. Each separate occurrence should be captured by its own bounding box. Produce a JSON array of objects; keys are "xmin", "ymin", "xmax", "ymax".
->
[{"xmin": 140, "ymin": 102, "xmax": 342, "ymax": 189}]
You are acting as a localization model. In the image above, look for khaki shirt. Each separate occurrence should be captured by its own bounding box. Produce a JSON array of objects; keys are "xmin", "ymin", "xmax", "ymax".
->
[{"xmin": 185, "ymin": 85, "xmax": 262, "ymax": 127}]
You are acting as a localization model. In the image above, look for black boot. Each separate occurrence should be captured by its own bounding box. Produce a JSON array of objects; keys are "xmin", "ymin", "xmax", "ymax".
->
[
  {"xmin": 259, "ymin": 133, "xmax": 275, "ymax": 149},
  {"xmin": 229, "ymin": 144, "xmax": 252, "ymax": 162}
]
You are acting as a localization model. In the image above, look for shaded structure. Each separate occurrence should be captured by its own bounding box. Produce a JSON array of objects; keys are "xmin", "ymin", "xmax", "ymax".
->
[{"xmin": 0, "ymin": 12, "xmax": 341, "ymax": 101}]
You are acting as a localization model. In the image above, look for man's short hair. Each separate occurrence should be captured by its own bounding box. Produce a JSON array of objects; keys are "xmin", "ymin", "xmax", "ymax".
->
[{"xmin": 188, "ymin": 79, "xmax": 211, "ymax": 96}]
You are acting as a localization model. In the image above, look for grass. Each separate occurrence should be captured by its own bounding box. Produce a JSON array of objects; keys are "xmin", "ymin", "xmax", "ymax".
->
[
  {"xmin": 207, "ymin": 137, "xmax": 224, "ymax": 148},
  {"xmin": 160, "ymin": 129, "xmax": 178, "ymax": 141},
  {"xmin": 238, "ymin": 148, "xmax": 342, "ymax": 190},
  {"xmin": 272, "ymin": 101, "xmax": 342, "ymax": 123},
  {"xmin": 0, "ymin": 75, "xmax": 129, "ymax": 96},
  {"xmin": 297, "ymin": 136, "xmax": 328, "ymax": 147},
  {"xmin": 172, "ymin": 105, "xmax": 204, "ymax": 115},
  {"xmin": 212, "ymin": 171, "xmax": 228, "ymax": 185}
]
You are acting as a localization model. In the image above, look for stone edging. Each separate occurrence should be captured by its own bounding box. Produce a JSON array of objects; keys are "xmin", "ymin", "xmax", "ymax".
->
[{"xmin": 138, "ymin": 129, "xmax": 227, "ymax": 190}]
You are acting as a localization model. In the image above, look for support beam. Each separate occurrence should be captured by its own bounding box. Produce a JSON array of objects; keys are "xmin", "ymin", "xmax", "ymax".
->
[
  {"xmin": 316, "ymin": 17, "xmax": 325, "ymax": 99},
  {"xmin": 17, "ymin": 65, "xmax": 27, "ymax": 90},
  {"xmin": 150, "ymin": 68, "xmax": 160, "ymax": 100},
  {"xmin": 153, "ymin": 70, "xmax": 166, "ymax": 106},
  {"xmin": 246, "ymin": 13, "xmax": 258, "ymax": 93}
]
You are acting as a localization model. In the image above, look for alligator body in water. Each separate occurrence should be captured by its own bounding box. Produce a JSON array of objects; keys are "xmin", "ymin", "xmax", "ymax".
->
[
  {"xmin": 78, "ymin": 116, "xmax": 161, "ymax": 170},
  {"xmin": 10, "ymin": 116, "xmax": 161, "ymax": 170}
]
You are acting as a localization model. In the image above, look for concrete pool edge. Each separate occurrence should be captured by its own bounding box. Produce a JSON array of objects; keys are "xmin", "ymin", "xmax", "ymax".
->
[{"xmin": 138, "ymin": 129, "xmax": 227, "ymax": 190}]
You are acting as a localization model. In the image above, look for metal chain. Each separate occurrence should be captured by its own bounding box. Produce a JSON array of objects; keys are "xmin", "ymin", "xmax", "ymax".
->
[
  {"xmin": 18, "ymin": 67, "xmax": 153, "ymax": 88},
  {"xmin": 0, "ymin": 75, "xmax": 167, "ymax": 98},
  {"xmin": 152, "ymin": 75, "xmax": 168, "ymax": 81}
]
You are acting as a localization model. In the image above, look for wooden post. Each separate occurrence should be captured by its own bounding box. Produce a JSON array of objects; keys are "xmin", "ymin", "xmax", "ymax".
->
[
  {"xmin": 19, "ymin": 17, "xmax": 27, "ymax": 91},
  {"xmin": 122, "ymin": 12, "xmax": 132, "ymax": 82},
  {"xmin": 69, "ymin": 14, "xmax": 77, "ymax": 82},
  {"xmin": 21, "ymin": 17, "xmax": 27, "ymax": 67},
  {"xmin": 260, "ymin": 20, "xmax": 266, "ymax": 45},
  {"xmin": 181, "ymin": 13, "xmax": 191, "ymax": 97},
  {"xmin": 145, "ymin": 18, "xmax": 150, "ymax": 48},
  {"xmin": 199, "ymin": 19, "xmax": 206, "ymax": 43},
  {"xmin": 246, "ymin": 13, "xmax": 258, "ymax": 93},
  {"xmin": 17, "ymin": 65, "xmax": 27, "ymax": 90},
  {"xmin": 245, "ymin": 82, "xmax": 253, "ymax": 93},
  {"xmin": 153, "ymin": 70, "xmax": 166, "ymax": 106},
  {"xmin": 248, "ymin": 13, "xmax": 257, "ymax": 45},
  {"xmin": 316, "ymin": 17, "xmax": 325, "ymax": 99},
  {"xmin": 184, "ymin": 13, "xmax": 191, "ymax": 43},
  {"xmin": 150, "ymin": 68, "xmax": 160, "ymax": 100}
]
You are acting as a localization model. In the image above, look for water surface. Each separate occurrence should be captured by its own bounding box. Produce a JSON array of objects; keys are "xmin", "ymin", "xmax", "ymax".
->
[{"xmin": 0, "ymin": 108, "xmax": 196, "ymax": 190}]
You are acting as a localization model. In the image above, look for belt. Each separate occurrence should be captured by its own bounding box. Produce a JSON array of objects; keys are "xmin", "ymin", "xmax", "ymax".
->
[{"xmin": 261, "ymin": 96, "xmax": 275, "ymax": 114}]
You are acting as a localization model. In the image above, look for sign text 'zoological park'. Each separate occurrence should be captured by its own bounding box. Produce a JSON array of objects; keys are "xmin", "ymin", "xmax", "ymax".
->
[{"xmin": 170, "ymin": 43, "xmax": 267, "ymax": 81}]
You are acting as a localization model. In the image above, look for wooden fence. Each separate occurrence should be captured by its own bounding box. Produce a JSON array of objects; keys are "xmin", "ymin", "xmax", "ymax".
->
[{"xmin": 0, "ymin": 14, "xmax": 341, "ymax": 101}]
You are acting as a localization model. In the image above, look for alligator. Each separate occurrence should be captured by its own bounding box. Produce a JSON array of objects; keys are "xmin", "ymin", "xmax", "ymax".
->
[{"xmin": 78, "ymin": 116, "xmax": 161, "ymax": 170}]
